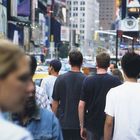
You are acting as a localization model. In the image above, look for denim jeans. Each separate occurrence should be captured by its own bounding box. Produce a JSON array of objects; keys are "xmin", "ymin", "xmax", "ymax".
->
[{"xmin": 87, "ymin": 130, "xmax": 103, "ymax": 140}]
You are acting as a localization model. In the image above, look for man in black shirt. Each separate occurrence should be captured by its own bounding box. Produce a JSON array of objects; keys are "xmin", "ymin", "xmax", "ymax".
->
[
  {"xmin": 78, "ymin": 52, "xmax": 121, "ymax": 140},
  {"xmin": 52, "ymin": 50, "xmax": 86, "ymax": 140}
]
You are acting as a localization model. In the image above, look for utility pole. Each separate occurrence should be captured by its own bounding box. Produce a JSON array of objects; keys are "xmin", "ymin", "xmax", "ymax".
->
[{"xmin": 116, "ymin": 30, "xmax": 123, "ymax": 66}]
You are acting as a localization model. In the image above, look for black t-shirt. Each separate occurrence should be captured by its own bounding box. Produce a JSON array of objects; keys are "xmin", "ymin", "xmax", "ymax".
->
[
  {"xmin": 52, "ymin": 71, "xmax": 86, "ymax": 129},
  {"xmin": 80, "ymin": 73, "xmax": 121, "ymax": 135}
]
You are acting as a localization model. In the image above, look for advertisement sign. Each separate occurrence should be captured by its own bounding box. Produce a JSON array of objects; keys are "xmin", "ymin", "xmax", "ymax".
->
[
  {"xmin": 127, "ymin": 0, "xmax": 140, "ymax": 8},
  {"xmin": 61, "ymin": 26, "xmax": 70, "ymax": 42},
  {"xmin": 2, "ymin": 0, "xmax": 7, "ymax": 7},
  {"xmin": 24, "ymin": 27, "xmax": 29, "ymax": 50},
  {"xmin": 39, "ymin": 13, "xmax": 46, "ymax": 45},
  {"xmin": 11, "ymin": 0, "xmax": 17, "ymax": 17},
  {"xmin": 55, "ymin": 0, "xmax": 66, "ymax": 5},
  {"xmin": 55, "ymin": 0, "xmax": 66, "ymax": 2},
  {"xmin": 0, "ymin": 4, "xmax": 7, "ymax": 38},
  {"xmin": 8, "ymin": 22, "xmax": 24, "ymax": 45},
  {"xmin": 119, "ymin": 18, "xmax": 139, "ymax": 31},
  {"xmin": 17, "ymin": 0, "xmax": 31, "ymax": 16}
]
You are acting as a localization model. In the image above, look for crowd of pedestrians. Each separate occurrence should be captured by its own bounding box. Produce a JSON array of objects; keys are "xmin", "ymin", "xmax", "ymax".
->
[{"xmin": 0, "ymin": 39, "xmax": 140, "ymax": 140}]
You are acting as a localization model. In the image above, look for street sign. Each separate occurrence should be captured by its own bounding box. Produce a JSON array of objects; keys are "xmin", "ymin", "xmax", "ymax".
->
[
  {"xmin": 127, "ymin": 0, "xmax": 140, "ymax": 8},
  {"xmin": 61, "ymin": 26, "xmax": 70, "ymax": 42},
  {"xmin": 119, "ymin": 18, "xmax": 139, "ymax": 31}
]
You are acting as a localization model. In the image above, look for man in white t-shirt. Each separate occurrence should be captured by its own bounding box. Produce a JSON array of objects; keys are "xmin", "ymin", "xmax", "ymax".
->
[
  {"xmin": 104, "ymin": 52, "xmax": 140, "ymax": 140},
  {"xmin": 41, "ymin": 59, "xmax": 62, "ymax": 107}
]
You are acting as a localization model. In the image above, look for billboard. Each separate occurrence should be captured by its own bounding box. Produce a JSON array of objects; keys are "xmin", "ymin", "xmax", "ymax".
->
[
  {"xmin": 127, "ymin": 0, "xmax": 140, "ymax": 8},
  {"xmin": 61, "ymin": 26, "xmax": 70, "ymax": 42},
  {"xmin": 11, "ymin": 0, "xmax": 17, "ymax": 17},
  {"xmin": 17, "ymin": 0, "xmax": 31, "ymax": 16},
  {"xmin": 119, "ymin": 18, "xmax": 139, "ymax": 31},
  {"xmin": 55, "ymin": 0, "xmax": 66, "ymax": 2},
  {"xmin": 55, "ymin": 0, "xmax": 66, "ymax": 5},
  {"xmin": 0, "ymin": 4, "xmax": 7, "ymax": 38},
  {"xmin": 2, "ymin": 0, "xmax": 7, "ymax": 7}
]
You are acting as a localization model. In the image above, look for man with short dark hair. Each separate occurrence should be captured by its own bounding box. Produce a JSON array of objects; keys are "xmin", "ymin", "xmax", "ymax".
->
[
  {"xmin": 41, "ymin": 59, "xmax": 62, "ymax": 108},
  {"xmin": 79, "ymin": 52, "xmax": 121, "ymax": 140},
  {"xmin": 108, "ymin": 63, "xmax": 118, "ymax": 75},
  {"xmin": 104, "ymin": 52, "xmax": 140, "ymax": 140},
  {"xmin": 52, "ymin": 50, "xmax": 86, "ymax": 140}
]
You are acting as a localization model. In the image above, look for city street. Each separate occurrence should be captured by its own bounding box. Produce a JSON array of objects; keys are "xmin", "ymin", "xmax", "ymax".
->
[{"xmin": 0, "ymin": 0, "xmax": 140, "ymax": 140}]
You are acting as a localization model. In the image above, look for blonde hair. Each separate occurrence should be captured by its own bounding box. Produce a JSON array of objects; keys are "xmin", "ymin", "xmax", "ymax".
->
[{"xmin": 0, "ymin": 39, "xmax": 25, "ymax": 78}]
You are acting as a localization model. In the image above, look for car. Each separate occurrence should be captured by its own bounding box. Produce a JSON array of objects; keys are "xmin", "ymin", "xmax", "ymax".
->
[
  {"xmin": 36, "ymin": 65, "xmax": 48, "ymax": 72},
  {"xmin": 33, "ymin": 72, "xmax": 48, "ymax": 86},
  {"xmin": 82, "ymin": 62, "xmax": 96, "ymax": 76}
]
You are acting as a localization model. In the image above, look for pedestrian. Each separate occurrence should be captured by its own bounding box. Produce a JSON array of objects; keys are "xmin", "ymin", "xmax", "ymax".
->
[
  {"xmin": 52, "ymin": 50, "xmax": 86, "ymax": 140},
  {"xmin": 8, "ymin": 55, "xmax": 63, "ymax": 140},
  {"xmin": 108, "ymin": 62, "xmax": 118, "ymax": 75},
  {"xmin": 0, "ymin": 39, "xmax": 32, "ymax": 140},
  {"xmin": 29, "ymin": 55, "xmax": 49, "ymax": 109},
  {"xmin": 104, "ymin": 52, "xmax": 140, "ymax": 140},
  {"xmin": 112, "ymin": 68, "xmax": 124, "ymax": 83},
  {"xmin": 41, "ymin": 59, "xmax": 62, "ymax": 109},
  {"xmin": 79, "ymin": 52, "xmax": 121, "ymax": 140}
]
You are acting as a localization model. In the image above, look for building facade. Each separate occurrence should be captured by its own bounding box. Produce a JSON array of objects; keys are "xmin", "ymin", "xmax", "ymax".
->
[
  {"xmin": 98, "ymin": 0, "xmax": 116, "ymax": 30},
  {"xmin": 67, "ymin": 0, "xmax": 99, "ymax": 55}
]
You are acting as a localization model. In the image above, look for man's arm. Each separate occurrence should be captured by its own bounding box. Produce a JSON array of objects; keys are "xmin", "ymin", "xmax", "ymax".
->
[
  {"xmin": 52, "ymin": 100, "xmax": 59, "ymax": 114},
  {"xmin": 104, "ymin": 114, "xmax": 114, "ymax": 140},
  {"xmin": 78, "ymin": 100, "xmax": 87, "ymax": 140},
  {"xmin": 52, "ymin": 77, "xmax": 61, "ymax": 114},
  {"xmin": 78, "ymin": 100, "xmax": 85, "ymax": 128}
]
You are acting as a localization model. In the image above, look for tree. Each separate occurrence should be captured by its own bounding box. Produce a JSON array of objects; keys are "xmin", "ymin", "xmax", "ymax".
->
[{"xmin": 58, "ymin": 43, "xmax": 69, "ymax": 58}]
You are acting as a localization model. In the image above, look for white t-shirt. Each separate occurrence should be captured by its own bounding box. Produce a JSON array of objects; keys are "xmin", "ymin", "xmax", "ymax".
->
[
  {"xmin": 105, "ymin": 82, "xmax": 140, "ymax": 140},
  {"xmin": 41, "ymin": 75, "xmax": 57, "ymax": 104},
  {"xmin": 0, "ymin": 113, "xmax": 33, "ymax": 140},
  {"xmin": 35, "ymin": 85, "xmax": 51, "ymax": 110}
]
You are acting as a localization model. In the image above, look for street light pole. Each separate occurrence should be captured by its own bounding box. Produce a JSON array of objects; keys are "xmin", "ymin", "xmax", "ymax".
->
[
  {"xmin": 116, "ymin": 30, "xmax": 119, "ymax": 66},
  {"xmin": 71, "ymin": 20, "xmax": 73, "ymax": 50},
  {"xmin": 70, "ymin": 18, "xmax": 74, "ymax": 50},
  {"xmin": 116, "ymin": 30, "xmax": 123, "ymax": 66}
]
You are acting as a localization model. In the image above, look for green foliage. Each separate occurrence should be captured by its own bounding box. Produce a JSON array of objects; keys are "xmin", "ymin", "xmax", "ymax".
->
[{"xmin": 58, "ymin": 43, "xmax": 69, "ymax": 58}]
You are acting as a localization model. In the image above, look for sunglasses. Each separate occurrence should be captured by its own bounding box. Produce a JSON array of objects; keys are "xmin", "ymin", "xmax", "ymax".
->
[{"xmin": 17, "ymin": 73, "xmax": 31, "ymax": 83}]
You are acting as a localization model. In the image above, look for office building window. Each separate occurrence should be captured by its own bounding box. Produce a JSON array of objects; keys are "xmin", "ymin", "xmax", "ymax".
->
[
  {"xmin": 73, "ymin": 1, "xmax": 78, "ymax": 5},
  {"xmin": 80, "ymin": 1, "xmax": 85, "ymax": 5},
  {"xmin": 80, "ymin": 7, "xmax": 85, "ymax": 11}
]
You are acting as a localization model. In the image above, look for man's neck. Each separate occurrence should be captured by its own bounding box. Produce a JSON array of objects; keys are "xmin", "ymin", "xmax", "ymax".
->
[
  {"xmin": 97, "ymin": 68, "xmax": 107, "ymax": 74},
  {"xmin": 125, "ymin": 77, "xmax": 137, "ymax": 83},
  {"xmin": 51, "ymin": 72, "xmax": 59, "ymax": 77},
  {"xmin": 71, "ymin": 66, "xmax": 81, "ymax": 72}
]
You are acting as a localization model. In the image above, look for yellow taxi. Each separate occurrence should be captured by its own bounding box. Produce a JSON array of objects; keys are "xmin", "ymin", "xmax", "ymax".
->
[{"xmin": 33, "ymin": 72, "xmax": 48, "ymax": 86}]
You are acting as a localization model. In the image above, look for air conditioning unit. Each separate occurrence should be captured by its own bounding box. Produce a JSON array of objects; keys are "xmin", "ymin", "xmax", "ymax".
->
[{"xmin": 119, "ymin": 18, "xmax": 139, "ymax": 31}]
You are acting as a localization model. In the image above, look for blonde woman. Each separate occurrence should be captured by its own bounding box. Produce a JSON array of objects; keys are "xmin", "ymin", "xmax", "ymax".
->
[{"xmin": 0, "ymin": 40, "xmax": 33, "ymax": 140}]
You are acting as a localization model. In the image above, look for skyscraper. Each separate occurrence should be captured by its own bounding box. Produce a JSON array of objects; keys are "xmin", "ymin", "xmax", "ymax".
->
[
  {"xmin": 98, "ymin": 0, "xmax": 116, "ymax": 30},
  {"xmin": 67, "ymin": 0, "xmax": 99, "ymax": 54}
]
